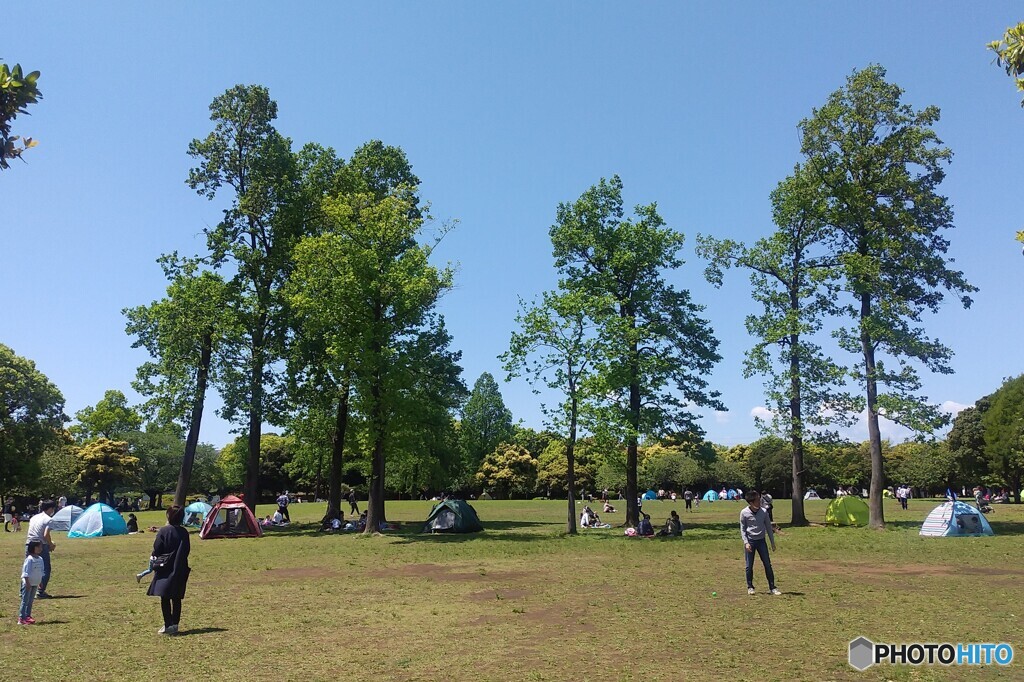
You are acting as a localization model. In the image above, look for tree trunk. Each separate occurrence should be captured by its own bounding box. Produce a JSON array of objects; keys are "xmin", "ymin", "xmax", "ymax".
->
[
  {"xmin": 861, "ymin": 293, "xmax": 885, "ymax": 529},
  {"xmin": 625, "ymin": 382, "xmax": 640, "ymax": 528},
  {"xmin": 789, "ymin": 327, "xmax": 808, "ymax": 527},
  {"xmin": 244, "ymin": 329, "xmax": 265, "ymax": 513},
  {"xmin": 566, "ymin": 392, "xmax": 578, "ymax": 535},
  {"xmin": 325, "ymin": 377, "xmax": 350, "ymax": 523},
  {"xmin": 144, "ymin": 489, "xmax": 161, "ymax": 510},
  {"xmin": 365, "ymin": 306, "xmax": 386, "ymax": 534},
  {"xmin": 174, "ymin": 331, "xmax": 211, "ymax": 508}
]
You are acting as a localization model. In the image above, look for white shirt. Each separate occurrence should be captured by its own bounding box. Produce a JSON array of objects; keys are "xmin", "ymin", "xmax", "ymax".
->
[
  {"xmin": 22, "ymin": 555, "xmax": 44, "ymax": 586},
  {"xmin": 25, "ymin": 512, "xmax": 51, "ymax": 545},
  {"xmin": 272, "ymin": 511, "xmax": 284, "ymax": 524}
]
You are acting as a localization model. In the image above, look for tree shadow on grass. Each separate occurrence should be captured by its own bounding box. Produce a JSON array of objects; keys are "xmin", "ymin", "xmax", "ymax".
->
[
  {"xmin": 176, "ymin": 627, "xmax": 227, "ymax": 637},
  {"xmin": 41, "ymin": 594, "xmax": 85, "ymax": 599},
  {"xmin": 262, "ymin": 520, "xmax": 559, "ymax": 540},
  {"xmin": 34, "ymin": 620, "xmax": 70, "ymax": 625}
]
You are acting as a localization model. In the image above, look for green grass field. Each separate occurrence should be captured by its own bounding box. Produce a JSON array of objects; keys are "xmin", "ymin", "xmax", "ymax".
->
[{"xmin": 1, "ymin": 498, "xmax": 1021, "ymax": 681}]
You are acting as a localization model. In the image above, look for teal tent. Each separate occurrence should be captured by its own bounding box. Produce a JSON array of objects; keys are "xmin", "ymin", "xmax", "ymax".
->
[
  {"xmin": 642, "ymin": 490, "xmax": 658, "ymax": 501},
  {"xmin": 702, "ymin": 490, "xmax": 719, "ymax": 502},
  {"xmin": 68, "ymin": 503, "xmax": 128, "ymax": 538},
  {"xmin": 423, "ymin": 499, "xmax": 483, "ymax": 534}
]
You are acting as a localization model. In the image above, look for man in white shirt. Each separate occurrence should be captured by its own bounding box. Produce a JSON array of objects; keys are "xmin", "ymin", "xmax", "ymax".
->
[{"xmin": 25, "ymin": 500, "xmax": 57, "ymax": 598}]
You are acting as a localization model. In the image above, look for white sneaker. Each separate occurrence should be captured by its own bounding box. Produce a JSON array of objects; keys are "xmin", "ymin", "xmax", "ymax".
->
[
  {"xmin": 770, "ymin": 588, "xmax": 782, "ymax": 596},
  {"xmin": 158, "ymin": 625, "xmax": 167, "ymax": 634},
  {"xmin": 747, "ymin": 587, "xmax": 755, "ymax": 595}
]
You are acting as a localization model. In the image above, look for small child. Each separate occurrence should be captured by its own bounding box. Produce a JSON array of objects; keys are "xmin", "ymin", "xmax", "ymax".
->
[
  {"xmin": 19, "ymin": 540, "xmax": 44, "ymax": 624},
  {"xmin": 740, "ymin": 490, "xmax": 780, "ymax": 596}
]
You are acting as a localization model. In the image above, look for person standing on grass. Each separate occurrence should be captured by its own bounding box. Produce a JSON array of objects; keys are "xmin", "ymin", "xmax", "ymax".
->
[
  {"xmin": 25, "ymin": 500, "xmax": 56, "ymax": 599},
  {"xmin": 740, "ymin": 490, "xmax": 780, "ymax": 596},
  {"xmin": 347, "ymin": 489, "xmax": 359, "ymax": 515},
  {"xmin": 683, "ymin": 489, "xmax": 694, "ymax": 512},
  {"xmin": 276, "ymin": 491, "xmax": 291, "ymax": 523},
  {"xmin": 760, "ymin": 490, "xmax": 774, "ymax": 523},
  {"xmin": 147, "ymin": 505, "xmax": 191, "ymax": 636},
  {"xmin": 18, "ymin": 540, "xmax": 45, "ymax": 625}
]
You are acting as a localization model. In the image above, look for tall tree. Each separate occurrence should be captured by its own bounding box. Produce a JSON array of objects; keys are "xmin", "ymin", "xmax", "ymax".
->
[
  {"xmin": 460, "ymin": 373, "xmax": 515, "ymax": 482},
  {"xmin": 126, "ymin": 428, "xmax": 185, "ymax": 510},
  {"xmin": 0, "ymin": 344, "xmax": 66, "ymax": 498},
  {"xmin": 550, "ymin": 175, "xmax": 723, "ymax": 526},
  {"xmin": 946, "ymin": 398, "xmax": 991, "ymax": 487},
  {"xmin": 187, "ymin": 85, "xmax": 304, "ymax": 511},
  {"xmin": 504, "ymin": 290, "xmax": 597, "ymax": 534},
  {"xmin": 285, "ymin": 141, "xmax": 418, "ymax": 520},
  {"xmin": 125, "ymin": 259, "xmax": 235, "ymax": 506},
  {"xmin": 697, "ymin": 166, "xmax": 850, "ymax": 526},
  {"xmin": 72, "ymin": 390, "xmax": 142, "ymax": 441},
  {"xmin": 982, "ymin": 375, "xmax": 1024, "ymax": 503},
  {"xmin": 291, "ymin": 173, "xmax": 454, "ymax": 533},
  {"xmin": 799, "ymin": 65, "xmax": 976, "ymax": 528},
  {"xmin": 0, "ymin": 61, "xmax": 41, "ymax": 170}
]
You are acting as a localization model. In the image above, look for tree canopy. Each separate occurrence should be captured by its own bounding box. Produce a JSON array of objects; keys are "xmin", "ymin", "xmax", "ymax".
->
[{"xmin": 0, "ymin": 61, "xmax": 41, "ymax": 169}]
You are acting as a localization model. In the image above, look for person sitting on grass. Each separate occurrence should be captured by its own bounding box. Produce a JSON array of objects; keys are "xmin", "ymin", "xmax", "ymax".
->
[
  {"xmin": 637, "ymin": 513, "xmax": 655, "ymax": 537},
  {"xmin": 602, "ymin": 501, "xmax": 616, "ymax": 514},
  {"xmin": 657, "ymin": 510, "xmax": 682, "ymax": 537},
  {"xmin": 126, "ymin": 513, "xmax": 139, "ymax": 534}
]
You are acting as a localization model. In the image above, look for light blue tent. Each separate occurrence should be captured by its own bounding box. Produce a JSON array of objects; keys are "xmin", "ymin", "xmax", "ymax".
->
[
  {"xmin": 642, "ymin": 490, "xmax": 658, "ymax": 501},
  {"xmin": 920, "ymin": 501, "xmax": 994, "ymax": 537},
  {"xmin": 184, "ymin": 501, "xmax": 212, "ymax": 527},
  {"xmin": 68, "ymin": 503, "xmax": 128, "ymax": 538},
  {"xmin": 727, "ymin": 489, "xmax": 737, "ymax": 500},
  {"xmin": 702, "ymin": 490, "xmax": 719, "ymax": 502}
]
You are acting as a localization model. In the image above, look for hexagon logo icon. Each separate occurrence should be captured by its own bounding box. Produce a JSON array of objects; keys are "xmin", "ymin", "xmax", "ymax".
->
[{"xmin": 849, "ymin": 637, "xmax": 875, "ymax": 671}]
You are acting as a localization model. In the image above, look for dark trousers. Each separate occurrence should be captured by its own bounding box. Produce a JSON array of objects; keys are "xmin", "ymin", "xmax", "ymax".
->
[
  {"xmin": 25, "ymin": 545, "xmax": 51, "ymax": 593},
  {"xmin": 278, "ymin": 505, "xmax": 290, "ymax": 522},
  {"xmin": 899, "ymin": 498, "xmax": 908, "ymax": 510},
  {"xmin": 766, "ymin": 504, "xmax": 774, "ymax": 522},
  {"xmin": 349, "ymin": 500, "xmax": 359, "ymax": 514},
  {"xmin": 684, "ymin": 499, "xmax": 692, "ymax": 510},
  {"xmin": 744, "ymin": 538, "xmax": 776, "ymax": 590},
  {"xmin": 161, "ymin": 597, "xmax": 182, "ymax": 627}
]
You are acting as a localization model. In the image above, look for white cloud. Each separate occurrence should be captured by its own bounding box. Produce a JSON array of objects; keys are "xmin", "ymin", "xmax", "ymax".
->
[
  {"xmin": 939, "ymin": 400, "xmax": 970, "ymax": 416},
  {"xmin": 714, "ymin": 411, "xmax": 730, "ymax": 425},
  {"xmin": 750, "ymin": 406, "xmax": 774, "ymax": 421}
]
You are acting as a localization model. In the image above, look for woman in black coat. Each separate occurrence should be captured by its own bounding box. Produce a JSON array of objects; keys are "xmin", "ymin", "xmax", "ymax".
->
[{"xmin": 147, "ymin": 505, "xmax": 191, "ymax": 635}]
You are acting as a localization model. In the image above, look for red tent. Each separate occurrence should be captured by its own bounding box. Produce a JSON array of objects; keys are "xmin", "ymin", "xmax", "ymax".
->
[{"xmin": 199, "ymin": 495, "xmax": 263, "ymax": 539}]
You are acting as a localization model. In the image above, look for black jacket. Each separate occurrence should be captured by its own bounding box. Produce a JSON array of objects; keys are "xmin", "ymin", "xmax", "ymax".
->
[{"xmin": 146, "ymin": 524, "xmax": 191, "ymax": 599}]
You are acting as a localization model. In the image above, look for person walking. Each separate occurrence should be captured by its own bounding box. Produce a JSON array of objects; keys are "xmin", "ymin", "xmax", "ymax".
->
[
  {"xmin": 25, "ymin": 501, "xmax": 56, "ymax": 598},
  {"xmin": 276, "ymin": 491, "xmax": 291, "ymax": 523},
  {"xmin": 740, "ymin": 490, "xmax": 780, "ymax": 596},
  {"xmin": 347, "ymin": 489, "xmax": 359, "ymax": 516},
  {"xmin": 147, "ymin": 505, "xmax": 191, "ymax": 635}
]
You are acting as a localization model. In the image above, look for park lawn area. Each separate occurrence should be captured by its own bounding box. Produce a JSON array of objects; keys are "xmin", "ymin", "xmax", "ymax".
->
[{"xmin": 1, "ymin": 498, "xmax": 1022, "ymax": 681}]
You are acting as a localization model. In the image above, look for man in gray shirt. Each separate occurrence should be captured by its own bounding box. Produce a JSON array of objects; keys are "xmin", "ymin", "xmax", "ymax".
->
[{"xmin": 740, "ymin": 490, "xmax": 780, "ymax": 596}]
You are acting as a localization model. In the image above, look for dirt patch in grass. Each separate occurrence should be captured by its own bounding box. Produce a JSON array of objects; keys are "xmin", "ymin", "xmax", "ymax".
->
[
  {"xmin": 465, "ymin": 588, "xmax": 530, "ymax": 602},
  {"xmin": 804, "ymin": 561, "xmax": 1023, "ymax": 579},
  {"xmin": 385, "ymin": 562, "xmax": 536, "ymax": 583}
]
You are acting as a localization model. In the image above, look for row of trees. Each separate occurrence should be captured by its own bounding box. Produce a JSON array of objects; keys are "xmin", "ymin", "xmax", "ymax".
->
[{"xmin": 5, "ymin": 22, "xmax": 1024, "ymax": 529}]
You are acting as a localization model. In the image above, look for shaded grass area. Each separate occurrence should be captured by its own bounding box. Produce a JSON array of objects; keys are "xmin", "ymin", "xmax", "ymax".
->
[{"xmin": 1, "ymin": 498, "xmax": 1022, "ymax": 681}]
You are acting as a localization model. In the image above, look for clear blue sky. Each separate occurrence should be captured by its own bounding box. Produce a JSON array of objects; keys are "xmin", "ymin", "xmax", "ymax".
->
[{"xmin": 4, "ymin": 2, "xmax": 1023, "ymax": 449}]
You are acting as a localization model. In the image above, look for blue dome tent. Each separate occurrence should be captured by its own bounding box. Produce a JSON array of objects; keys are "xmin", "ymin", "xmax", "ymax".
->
[
  {"xmin": 68, "ymin": 503, "xmax": 128, "ymax": 538},
  {"xmin": 702, "ymin": 490, "xmax": 719, "ymax": 502}
]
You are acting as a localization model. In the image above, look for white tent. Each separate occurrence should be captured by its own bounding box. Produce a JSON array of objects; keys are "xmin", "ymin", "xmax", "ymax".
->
[
  {"xmin": 49, "ymin": 505, "xmax": 84, "ymax": 532},
  {"xmin": 804, "ymin": 489, "xmax": 821, "ymax": 500},
  {"xmin": 920, "ymin": 501, "xmax": 994, "ymax": 537}
]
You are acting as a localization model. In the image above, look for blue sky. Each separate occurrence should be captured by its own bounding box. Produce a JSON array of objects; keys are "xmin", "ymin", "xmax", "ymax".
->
[{"xmin": 4, "ymin": 2, "xmax": 1023, "ymax": 449}]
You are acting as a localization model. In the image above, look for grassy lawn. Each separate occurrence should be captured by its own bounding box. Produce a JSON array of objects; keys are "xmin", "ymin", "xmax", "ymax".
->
[{"xmin": 1, "ymin": 498, "xmax": 1021, "ymax": 681}]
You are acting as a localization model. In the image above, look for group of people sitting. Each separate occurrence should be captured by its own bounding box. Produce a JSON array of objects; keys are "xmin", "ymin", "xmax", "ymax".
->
[
  {"xmin": 260, "ymin": 509, "xmax": 290, "ymax": 527},
  {"xmin": 626, "ymin": 510, "xmax": 683, "ymax": 538}
]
